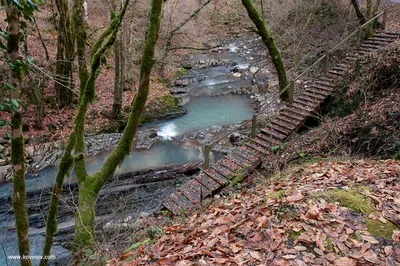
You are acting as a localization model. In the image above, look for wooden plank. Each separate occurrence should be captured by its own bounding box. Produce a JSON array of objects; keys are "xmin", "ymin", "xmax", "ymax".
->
[
  {"xmin": 186, "ymin": 179, "xmax": 212, "ymax": 199},
  {"xmin": 169, "ymin": 191, "xmax": 194, "ymax": 210},
  {"xmin": 177, "ymin": 183, "xmax": 201, "ymax": 204},
  {"xmin": 163, "ymin": 197, "xmax": 183, "ymax": 215},
  {"xmin": 194, "ymin": 173, "xmax": 220, "ymax": 192},
  {"xmin": 219, "ymin": 158, "xmax": 242, "ymax": 172},
  {"xmin": 227, "ymin": 153, "xmax": 252, "ymax": 168},
  {"xmin": 234, "ymin": 146, "xmax": 259, "ymax": 161},
  {"xmin": 210, "ymin": 162, "xmax": 232, "ymax": 177},
  {"xmin": 204, "ymin": 168, "xmax": 229, "ymax": 185}
]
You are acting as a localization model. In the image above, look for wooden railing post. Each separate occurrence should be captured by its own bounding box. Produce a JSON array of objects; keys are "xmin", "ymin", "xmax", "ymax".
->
[
  {"xmin": 356, "ymin": 26, "xmax": 362, "ymax": 48},
  {"xmin": 323, "ymin": 52, "xmax": 330, "ymax": 73},
  {"xmin": 203, "ymin": 144, "xmax": 210, "ymax": 169},
  {"xmin": 251, "ymin": 115, "xmax": 257, "ymax": 138},
  {"xmin": 288, "ymin": 81, "xmax": 294, "ymax": 103},
  {"xmin": 382, "ymin": 10, "xmax": 387, "ymax": 30}
]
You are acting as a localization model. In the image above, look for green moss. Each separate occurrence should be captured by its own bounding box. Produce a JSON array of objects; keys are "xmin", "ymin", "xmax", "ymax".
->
[
  {"xmin": 326, "ymin": 237, "xmax": 334, "ymax": 251},
  {"xmin": 140, "ymin": 94, "xmax": 179, "ymax": 124},
  {"xmin": 365, "ymin": 218, "xmax": 398, "ymax": 239},
  {"xmin": 314, "ymin": 188, "xmax": 399, "ymax": 239},
  {"xmin": 174, "ymin": 67, "xmax": 188, "ymax": 77},
  {"xmin": 264, "ymin": 190, "xmax": 285, "ymax": 201},
  {"xmin": 288, "ymin": 229, "xmax": 305, "ymax": 242},
  {"xmin": 315, "ymin": 188, "xmax": 374, "ymax": 214}
]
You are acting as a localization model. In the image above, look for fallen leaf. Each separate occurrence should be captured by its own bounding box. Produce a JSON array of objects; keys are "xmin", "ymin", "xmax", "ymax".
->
[
  {"xmin": 384, "ymin": 246, "xmax": 393, "ymax": 256},
  {"xmin": 334, "ymin": 257, "xmax": 356, "ymax": 266},
  {"xmin": 250, "ymin": 251, "xmax": 263, "ymax": 261},
  {"xmin": 305, "ymin": 204, "xmax": 320, "ymax": 220},
  {"xmin": 287, "ymin": 192, "xmax": 304, "ymax": 203},
  {"xmin": 392, "ymin": 230, "xmax": 400, "ymax": 242}
]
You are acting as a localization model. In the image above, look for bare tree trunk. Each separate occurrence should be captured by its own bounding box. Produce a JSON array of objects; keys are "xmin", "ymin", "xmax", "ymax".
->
[
  {"xmin": 5, "ymin": 3, "xmax": 32, "ymax": 266},
  {"xmin": 160, "ymin": 0, "xmax": 211, "ymax": 74},
  {"xmin": 54, "ymin": 0, "xmax": 75, "ymax": 107},
  {"xmin": 241, "ymin": 0, "xmax": 289, "ymax": 101},
  {"xmin": 351, "ymin": 0, "xmax": 366, "ymax": 24}
]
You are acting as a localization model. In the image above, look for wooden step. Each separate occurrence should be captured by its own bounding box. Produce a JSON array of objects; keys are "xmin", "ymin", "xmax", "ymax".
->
[
  {"xmin": 169, "ymin": 191, "xmax": 194, "ymax": 210},
  {"xmin": 296, "ymin": 95, "xmax": 320, "ymax": 105},
  {"xmin": 233, "ymin": 147, "xmax": 259, "ymax": 162},
  {"xmin": 210, "ymin": 163, "xmax": 231, "ymax": 178},
  {"xmin": 272, "ymin": 118, "xmax": 297, "ymax": 131},
  {"xmin": 269, "ymin": 122, "xmax": 291, "ymax": 135},
  {"xmin": 226, "ymin": 153, "xmax": 253, "ymax": 167},
  {"xmin": 256, "ymin": 134, "xmax": 279, "ymax": 147},
  {"xmin": 281, "ymin": 111, "xmax": 304, "ymax": 123},
  {"xmin": 294, "ymin": 98, "xmax": 318, "ymax": 108},
  {"xmin": 306, "ymin": 87, "xmax": 330, "ymax": 97},
  {"xmin": 163, "ymin": 198, "xmax": 183, "ymax": 215},
  {"xmin": 363, "ymin": 40, "xmax": 389, "ymax": 46},
  {"xmin": 332, "ymin": 66, "xmax": 348, "ymax": 72},
  {"xmin": 177, "ymin": 181, "xmax": 202, "ymax": 204},
  {"xmin": 252, "ymin": 136, "xmax": 273, "ymax": 148},
  {"xmin": 374, "ymin": 32, "xmax": 400, "ymax": 39},
  {"xmin": 185, "ymin": 179, "xmax": 212, "ymax": 200},
  {"xmin": 312, "ymin": 83, "xmax": 334, "ymax": 92},
  {"xmin": 204, "ymin": 168, "xmax": 229, "ymax": 185},
  {"xmin": 261, "ymin": 127, "xmax": 287, "ymax": 141},
  {"xmin": 356, "ymin": 47, "xmax": 374, "ymax": 53},
  {"xmin": 302, "ymin": 91, "xmax": 326, "ymax": 101},
  {"xmin": 318, "ymin": 76, "xmax": 335, "ymax": 83},
  {"xmin": 315, "ymin": 80, "xmax": 335, "ymax": 88},
  {"xmin": 219, "ymin": 158, "xmax": 242, "ymax": 173},
  {"xmin": 194, "ymin": 173, "xmax": 220, "ymax": 192},
  {"xmin": 292, "ymin": 102, "xmax": 316, "ymax": 114},
  {"xmin": 360, "ymin": 43, "xmax": 380, "ymax": 50},
  {"xmin": 327, "ymin": 69, "xmax": 346, "ymax": 76},
  {"xmin": 285, "ymin": 106, "xmax": 309, "ymax": 117},
  {"xmin": 245, "ymin": 141, "xmax": 269, "ymax": 155},
  {"xmin": 368, "ymin": 37, "xmax": 394, "ymax": 43},
  {"xmin": 375, "ymin": 30, "xmax": 400, "ymax": 37}
]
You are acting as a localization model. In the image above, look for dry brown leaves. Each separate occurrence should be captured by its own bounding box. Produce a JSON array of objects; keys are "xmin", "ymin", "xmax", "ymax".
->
[{"xmin": 109, "ymin": 159, "xmax": 400, "ymax": 265}]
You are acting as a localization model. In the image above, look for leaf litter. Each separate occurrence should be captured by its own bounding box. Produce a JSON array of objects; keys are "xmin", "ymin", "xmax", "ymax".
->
[{"xmin": 109, "ymin": 159, "xmax": 400, "ymax": 265}]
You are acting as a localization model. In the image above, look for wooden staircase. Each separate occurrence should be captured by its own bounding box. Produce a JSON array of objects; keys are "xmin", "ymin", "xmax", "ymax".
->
[{"xmin": 162, "ymin": 30, "xmax": 400, "ymax": 215}]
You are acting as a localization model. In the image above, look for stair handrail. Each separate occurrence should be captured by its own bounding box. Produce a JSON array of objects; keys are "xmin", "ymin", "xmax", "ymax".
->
[{"xmin": 202, "ymin": 9, "xmax": 387, "ymax": 169}]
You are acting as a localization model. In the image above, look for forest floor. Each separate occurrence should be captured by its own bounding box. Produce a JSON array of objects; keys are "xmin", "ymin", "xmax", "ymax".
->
[
  {"xmin": 105, "ymin": 15, "xmax": 400, "ymax": 266},
  {"xmin": 108, "ymin": 158, "xmax": 399, "ymax": 266}
]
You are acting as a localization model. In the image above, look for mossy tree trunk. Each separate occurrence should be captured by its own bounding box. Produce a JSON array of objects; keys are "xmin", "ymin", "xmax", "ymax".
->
[
  {"xmin": 73, "ymin": 0, "xmax": 163, "ymax": 253},
  {"xmin": 40, "ymin": 1, "xmax": 131, "ymax": 264},
  {"xmin": 241, "ymin": 0, "xmax": 289, "ymax": 101},
  {"xmin": 6, "ymin": 3, "xmax": 32, "ymax": 266},
  {"xmin": 364, "ymin": 0, "xmax": 381, "ymax": 39},
  {"xmin": 54, "ymin": 0, "xmax": 75, "ymax": 107},
  {"xmin": 111, "ymin": 0, "xmax": 123, "ymax": 119}
]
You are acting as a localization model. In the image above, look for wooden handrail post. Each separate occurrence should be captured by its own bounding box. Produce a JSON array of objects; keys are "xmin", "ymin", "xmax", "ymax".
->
[
  {"xmin": 323, "ymin": 52, "xmax": 330, "ymax": 73},
  {"xmin": 382, "ymin": 10, "xmax": 387, "ymax": 30},
  {"xmin": 251, "ymin": 115, "xmax": 257, "ymax": 138},
  {"xmin": 356, "ymin": 26, "xmax": 362, "ymax": 48},
  {"xmin": 288, "ymin": 80, "xmax": 294, "ymax": 103},
  {"xmin": 203, "ymin": 144, "xmax": 210, "ymax": 169}
]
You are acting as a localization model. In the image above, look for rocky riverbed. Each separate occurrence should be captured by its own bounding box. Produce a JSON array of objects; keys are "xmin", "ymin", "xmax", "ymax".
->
[{"xmin": 0, "ymin": 33, "xmax": 287, "ymax": 265}]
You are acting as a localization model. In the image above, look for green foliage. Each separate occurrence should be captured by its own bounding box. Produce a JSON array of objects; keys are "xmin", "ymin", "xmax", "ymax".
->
[
  {"xmin": 124, "ymin": 239, "xmax": 151, "ymax": 253},
  {"xmin": 174, "ymin": 67, "xmax": 188, "ymax": 77},
  {"xmin": 315, "ymin": 188, "xmax": 398, "ymax": 239}
]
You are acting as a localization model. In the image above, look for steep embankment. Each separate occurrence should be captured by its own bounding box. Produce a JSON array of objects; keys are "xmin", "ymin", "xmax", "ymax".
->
[{"xmin": 107, "ymin": 37, "xmax": 400, "ymax": 266}]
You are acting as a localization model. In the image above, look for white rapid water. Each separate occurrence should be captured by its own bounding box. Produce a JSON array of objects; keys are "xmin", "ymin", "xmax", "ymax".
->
[{"xmin": 157, "ymin": 122, "xmax": 178, "ymax": 139}]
